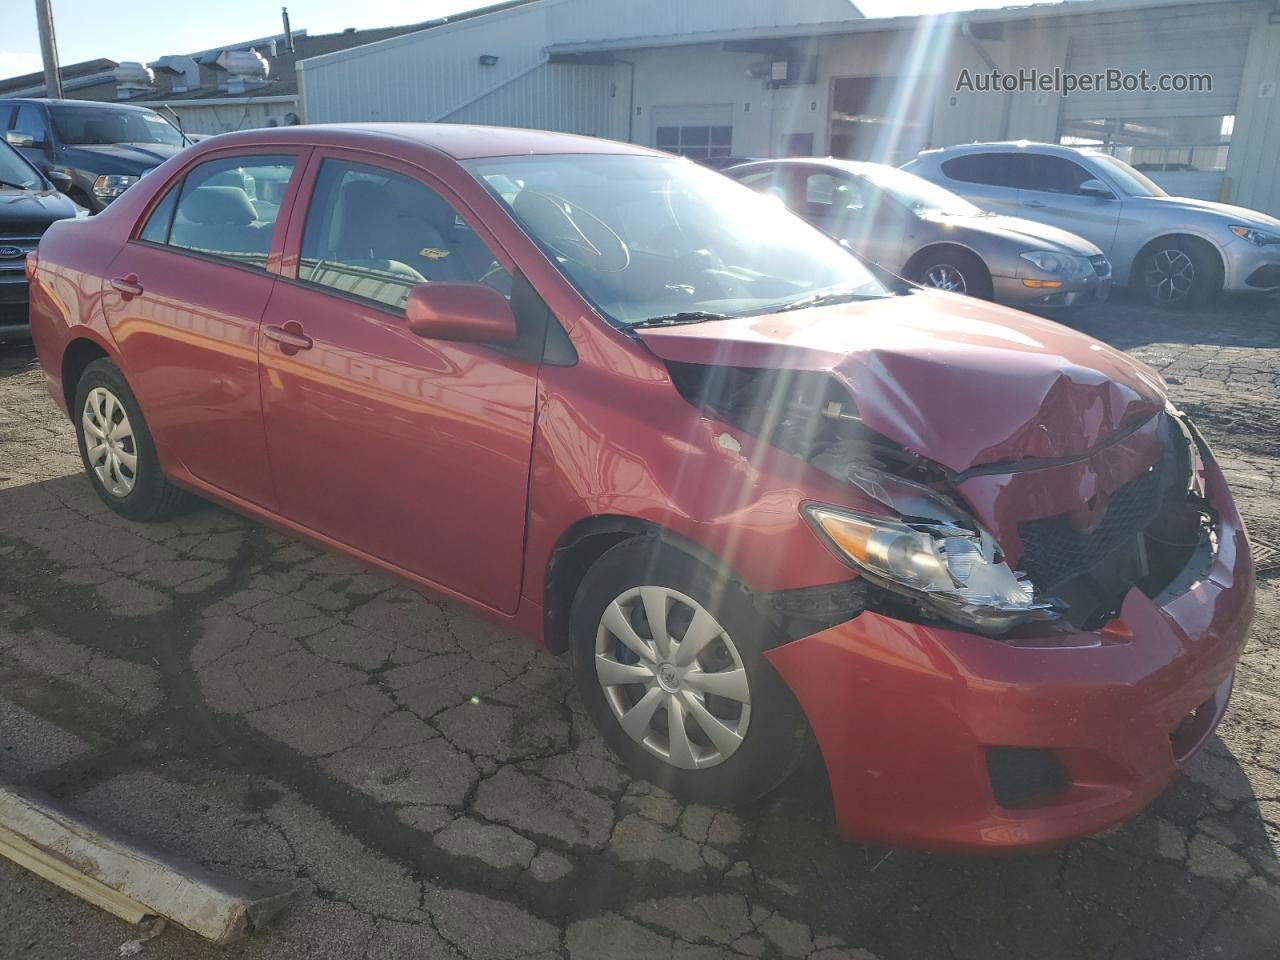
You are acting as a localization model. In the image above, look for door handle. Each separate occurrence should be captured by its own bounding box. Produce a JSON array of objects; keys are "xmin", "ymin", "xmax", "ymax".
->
[
  {"xmin": 110, "ymin": 274, "xmax": 144, "ymax": 298},
  {"xmin": 263, "ymin": 322, "xmax": 313, "ymax": 351},
  {"xmin": 1022, "ymin": 199, "xmax": 1045, "ymax": 208}
]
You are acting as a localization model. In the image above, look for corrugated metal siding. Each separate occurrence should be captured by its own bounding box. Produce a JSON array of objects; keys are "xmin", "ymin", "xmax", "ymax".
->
[
  {"xmin": 547, "ymin": 0, "xmax": 861, "ymax": 47},
  {"xmin": 301, "ymin": 2, "xmax": 553, "ymax": 123},
  {"xmin": 1226, "ymin": 17, "xmax": 1280, "ymax": 215},
  {"xmin": 444, "ymin": 63, "xmax": 615, "ymax": 136}
]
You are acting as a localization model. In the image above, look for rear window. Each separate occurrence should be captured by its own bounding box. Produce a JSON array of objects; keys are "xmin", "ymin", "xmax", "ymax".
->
[{"xmin": 941, "ymin": 153, "xmax": 1016, "ymax": 187}]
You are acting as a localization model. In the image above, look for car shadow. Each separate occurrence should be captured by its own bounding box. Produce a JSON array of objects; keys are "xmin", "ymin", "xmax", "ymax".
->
[{"xmin": 0, "ymin": 342, "xmax": 38, "ymax": 378}]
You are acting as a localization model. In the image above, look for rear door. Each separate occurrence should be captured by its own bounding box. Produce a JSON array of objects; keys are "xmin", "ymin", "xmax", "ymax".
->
[
  {"xmin": 936, "ymin": 152, "xmax": 1022, "ymax": 216},
  {"xmin": 258, "ymin": 149, "xmax": 540, "ymax": 613},
  {"xmin": 100, "ymin": 147, "xmax": 309, "ymax": 509},
  {"xmin": 1013, "ymin": 154, "xmax": 1122, "ymax": 255}
]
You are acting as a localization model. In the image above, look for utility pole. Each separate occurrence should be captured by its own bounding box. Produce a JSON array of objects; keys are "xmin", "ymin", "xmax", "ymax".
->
[{"xmin": 34, "ymin": 0, "xmax": 64, "ymax": 99}]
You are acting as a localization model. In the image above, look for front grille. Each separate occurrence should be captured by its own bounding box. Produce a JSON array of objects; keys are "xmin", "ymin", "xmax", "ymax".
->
[
  {"xmin": 1089, "ymin": 255, "xmax": 1111, "ymax": 278},
  {"xmin": 0, "ymin": 223, "xmax": 50, "ymax": 239},
  {"xmin": 1018, "ymin": 461, "xmax": 1166, "ymax": 591}
]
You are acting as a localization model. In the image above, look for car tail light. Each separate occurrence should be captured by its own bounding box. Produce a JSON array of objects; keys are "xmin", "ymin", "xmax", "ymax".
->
[{"xmin": 25, "ymin": 250, "xmax": 37, "ymax": 282}]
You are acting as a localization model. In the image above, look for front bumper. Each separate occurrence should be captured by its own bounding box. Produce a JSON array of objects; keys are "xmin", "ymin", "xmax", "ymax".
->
[
  {"xmin": 1222, "ymin": 237, "xmax": 1280, "ymax": 293},
  {"xmin": 766, "ymin": 448, "xmax": 1254, "ymax": 851},
  {"xmin": 993, "ymin": 272, "xmax": 1111, "ymax": 309}
]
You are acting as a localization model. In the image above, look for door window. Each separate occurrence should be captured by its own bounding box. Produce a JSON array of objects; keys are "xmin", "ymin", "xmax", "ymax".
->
[
  {"xmin": 13, "ymin": 104, "xmax": 49, "ymax": 145},
  {"xmin": 138, "ymin": 185, "xmax": 180, "ymax": 244},
  {"xmin": 1016, "ymin": 155, "xmax": 1095, "ymax": 195},
  {"xmin": 801, "ymin": 171, "xmax": 864, "ymax": 230},
  {"xmin": 940, "ymin": 153, "xmax": 1016, "ymax": 187},
  {"xmin": 160, "ymin": 155, "xmax": 296, "ymax": 269},
  {"xmin": 298, "ymin": 158, "xmax": 510, "ymax": 311}
]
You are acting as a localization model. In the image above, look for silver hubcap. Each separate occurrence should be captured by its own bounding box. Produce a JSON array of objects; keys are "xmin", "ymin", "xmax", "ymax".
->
[
  {"xmin": 595, "ymin": 586, "xmax": 751, "ymax": 770},
  {"xmin": 924, "ymin": 264, "xmax": 967, "ymax": 293},
  {"xmin": 82, "ymin": 387, "xmax": 138, "ymax": 498},
  {"xmin": 1145, "ymin": 249, "xmax": 1195, "ymax": 303}
]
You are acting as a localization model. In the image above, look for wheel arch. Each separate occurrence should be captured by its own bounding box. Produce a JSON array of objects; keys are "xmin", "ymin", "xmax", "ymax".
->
[
  {"xmin": 60, "ymin": 334, "xmax": 114, "ymax": 416},
  {"xmin": 902, "ymin": 241, "xmax": 991, "ymax": 281},
  {"xmin": 541, "ymin": 515, "xmax": 736, "ymax": 655},
  {"xmin": 1128, "ymin": 232, "xmax": 1225, "ymax": 295}
]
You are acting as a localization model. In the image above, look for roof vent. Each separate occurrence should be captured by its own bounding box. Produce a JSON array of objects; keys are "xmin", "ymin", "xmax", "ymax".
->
[
  {"xmin": 216, "ymin": 48, "xmax": 271, "ymax": 93},
  {"xmin": 113, "ymin": 61, "xmax": 154, "ymax": 99}
]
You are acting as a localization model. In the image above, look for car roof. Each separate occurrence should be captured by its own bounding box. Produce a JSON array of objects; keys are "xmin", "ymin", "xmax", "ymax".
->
[
  {"xmin": 729, "ymin": 157, "xmax": 899, "ymax": 177},
  {"xmin": 915, "ymin": 141, "xmax": 1091, "ymax": 162},
  {"xmin": 188, "ymin": 123, "xmax": 667, "ymax": 161},
  {"xmin": 0, "ymin": 97, "xmax": 160, "ymax": 114}
]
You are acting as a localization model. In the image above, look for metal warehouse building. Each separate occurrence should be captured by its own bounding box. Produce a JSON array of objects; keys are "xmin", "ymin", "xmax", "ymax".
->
[{"xmin": 299, "ymin": 0, "xmax": 1280, "ymax": 215}]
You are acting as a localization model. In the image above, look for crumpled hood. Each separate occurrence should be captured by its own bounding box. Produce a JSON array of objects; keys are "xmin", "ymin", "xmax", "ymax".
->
[
  {"xmin": 637, "ymin": 291, "xmax": 1167, "ymax": 473},
  {"xmin": 0, "ymin": 188, "xmax": 78, "ymax": 226},
  {"xmin": 1136, "ymin": 195, "xmax": 1280, "ymax": 229},
  {"xmin": 922, "ymin": 213, "xmax": 1103, "ymax": 256}
]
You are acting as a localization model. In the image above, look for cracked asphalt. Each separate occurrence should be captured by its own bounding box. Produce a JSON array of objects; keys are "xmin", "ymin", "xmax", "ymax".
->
[{"xmin": 1, "ymin": 293, "xmax": 1278, "ymax": 960}]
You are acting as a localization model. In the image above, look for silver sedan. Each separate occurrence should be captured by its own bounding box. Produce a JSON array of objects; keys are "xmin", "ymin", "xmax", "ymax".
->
[{"xmin": 726, "ymin": 158, "xmax": 1111, "ymax": 309}]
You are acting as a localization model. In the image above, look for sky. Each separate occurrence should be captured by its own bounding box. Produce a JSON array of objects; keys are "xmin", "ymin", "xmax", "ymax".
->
[{"xmin": 1, "ymin": 0, "xmax": 1047, "ymax": 82}]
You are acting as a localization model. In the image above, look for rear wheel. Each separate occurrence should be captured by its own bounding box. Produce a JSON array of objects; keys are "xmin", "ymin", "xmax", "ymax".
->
[
  {"xmin": 73, "ymin": 358, "xmax": 189, "ymax": 521},
  {"xmin": 570, "ymin": 538, "xmax": 809, "ymax": 804},
  {"xmin": 1136, "ymin": 237, "xmax": 1219, "ymax": 308},
  {"xmin": 910, "ymin": 248, "xmax": 993, "ymax": 300}
]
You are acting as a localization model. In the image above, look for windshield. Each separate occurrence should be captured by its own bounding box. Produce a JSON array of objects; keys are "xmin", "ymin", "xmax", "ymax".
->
[
  {"xmin": 1087, "ymin": 154, "xmax": 1168, "ymax": 198},
  {"xmin": 859, "ymin": 166, "xmax": 982, "ymax": 217},
  {"xmin": 0, "ymin": 141, "xmax": 42, "ymax": 190},
  {"xmin": 463, "ymin": 154, "xmax": 887, "ymax": 326},
  {"xmin": 50, "ymin": 107, "xmax": 184, "ymax": 147}
]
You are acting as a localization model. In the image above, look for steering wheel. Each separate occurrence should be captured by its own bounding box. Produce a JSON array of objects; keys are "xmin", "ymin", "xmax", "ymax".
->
[{"xmin": 514, "ymin": 190, "xmax": 630, "ymax": 273}]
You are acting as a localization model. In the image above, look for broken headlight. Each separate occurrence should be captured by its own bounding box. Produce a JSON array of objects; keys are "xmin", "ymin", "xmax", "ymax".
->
[{"xmin": 803, "ymin": 503, "xmax": 1057, "ymax": 634}]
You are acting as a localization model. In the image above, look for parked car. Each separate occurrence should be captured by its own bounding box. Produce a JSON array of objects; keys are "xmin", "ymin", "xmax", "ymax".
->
[
  {"xmin": 904, "ymin": 142, "xmax": 1280, "ymax": 307},
  {"xmin": 726, "ymin": 158, "xmax": 1111, "ymax": 308},
  {"xmin": 27, "ymin": 125, "xmax": 1253, "ymax": 850},
  {"xmin": 0, "ymin": 137, "xmax": 83, "ymax": 340},
  {"xmin": 1, "ymin": 98, "xmax": 188, "ymax": 213}
]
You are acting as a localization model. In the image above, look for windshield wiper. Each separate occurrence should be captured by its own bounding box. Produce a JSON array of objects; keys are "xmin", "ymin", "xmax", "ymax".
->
[
  {"xmin": 629, "ymin": 311, "xmax": 733, "ymax": 329},
  {"xmin": 0, "ymin": 179, "xmax": 34, "ymax": 190},
  {"xmin": 775, "ymin": 288, "xmax": 880, "ymax": 313}
]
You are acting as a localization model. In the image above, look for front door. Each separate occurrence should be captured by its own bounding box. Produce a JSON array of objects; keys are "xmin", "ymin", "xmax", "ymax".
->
[
  {"xmin": 1013, "ymin": 154, "xmax": 1122, "ymax": 255},
  {"xmin": 259, "ymin": 151, "xmax": 538, "ymax": 613},
  {"xmin": 100, "ymin": 149, "xmax": 307, "ymax": 509}
]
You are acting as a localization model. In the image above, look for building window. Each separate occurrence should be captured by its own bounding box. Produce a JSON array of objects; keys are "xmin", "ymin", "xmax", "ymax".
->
[
  {"xmin": 655, "ymin": 125, "xmax": 732, "ymax": 160},
  {"xmin": 1060, "ymin": 116, "xmax": 1233, "ymax": 173}
]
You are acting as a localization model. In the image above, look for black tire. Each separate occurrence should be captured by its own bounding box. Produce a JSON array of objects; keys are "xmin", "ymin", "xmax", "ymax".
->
[
  {"xmin": 1135, "ymin": 237, "xmax": 1219, "ymax": 308},
  {"xmin": 910, "ymin": 247, "xmax": 993, "ymax": 300},
  {"xmin": 72, "ymin": 357, "xmax": 190, "ymax": 521},
  {"xmin": 570, "ymin": 537, "xmax": 810, "ymax": 805}
]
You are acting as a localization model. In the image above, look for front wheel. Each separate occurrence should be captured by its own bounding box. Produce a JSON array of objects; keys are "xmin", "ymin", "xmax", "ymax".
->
[
  {"xmin": 73, "ymin": 358, "xmax": 190, "ymax": 521},
  {"xmin": 1136, "ymin": 238, "xmax": 1219, "ymax": 308},
  {"xmin": 910, "ymin": 248, "xmax": 993, "ymax": 300},
  {"xmin": 570, "ymin": 538, "xmax": 810, "ymax": 804}
]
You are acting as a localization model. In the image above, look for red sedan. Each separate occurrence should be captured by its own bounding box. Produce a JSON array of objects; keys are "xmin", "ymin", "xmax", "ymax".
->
[{"xmin": 26, "ymin": 125, "xmax": 1253, "ymax": 851}]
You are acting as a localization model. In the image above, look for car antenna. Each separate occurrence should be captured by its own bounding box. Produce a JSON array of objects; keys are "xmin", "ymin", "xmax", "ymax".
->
[{"xmin": 159, "ymin": 104, "xmax": 192, "ymax": 146}]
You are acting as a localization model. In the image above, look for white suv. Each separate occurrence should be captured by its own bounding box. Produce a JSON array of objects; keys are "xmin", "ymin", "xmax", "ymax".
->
[{"xmin": 904, "ymin": 142, "xmax": 1280, "ymax": 308}]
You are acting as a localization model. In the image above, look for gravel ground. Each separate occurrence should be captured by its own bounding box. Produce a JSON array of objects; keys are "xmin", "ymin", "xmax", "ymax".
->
[{"xmin": 0, "ymin": 293, "xmax": 1278, "ymax": 960}]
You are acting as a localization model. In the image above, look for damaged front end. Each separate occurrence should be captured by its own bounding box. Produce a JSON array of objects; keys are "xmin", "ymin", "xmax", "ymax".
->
[{"xmin": 667, "ymin": 361, "xmax": 1215, "ymax": 640}]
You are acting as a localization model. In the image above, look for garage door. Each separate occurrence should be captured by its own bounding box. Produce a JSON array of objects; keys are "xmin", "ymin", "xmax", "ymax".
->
[
  {"xmin": 651, "ymin": 105, "xmax": 734, "ymax": 160},
  {"xmin": 1060, "ymin": 23, "xmax": 1247, "ymax": 121}
]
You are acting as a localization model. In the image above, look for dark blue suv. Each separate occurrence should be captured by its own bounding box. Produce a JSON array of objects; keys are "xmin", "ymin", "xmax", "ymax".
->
[{"xmin": 1, "ymin": 98, "xmax": 187, "ymax": 213}]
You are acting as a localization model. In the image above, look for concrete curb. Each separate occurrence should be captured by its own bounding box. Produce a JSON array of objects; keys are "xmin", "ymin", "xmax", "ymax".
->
[{"xmin": 0, "ymin": 784, "xmax": 295, "ymax": 944}]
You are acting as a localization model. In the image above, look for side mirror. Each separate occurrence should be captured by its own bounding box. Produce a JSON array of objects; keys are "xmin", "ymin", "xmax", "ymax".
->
[
  {"xmin": 405, "ymin": 282, "xmax": 517, "ymax": 343},
  {"xmin": 5, "ymin": 130, "xmax": 37, "ymax": 149},
  {"xmin": 1078, "ymin": 179, "xmax": 1115, "ymax": 200},
  {"xmin": 46, "ymin": 170, "xmax": 73, "ymax": 194}
]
